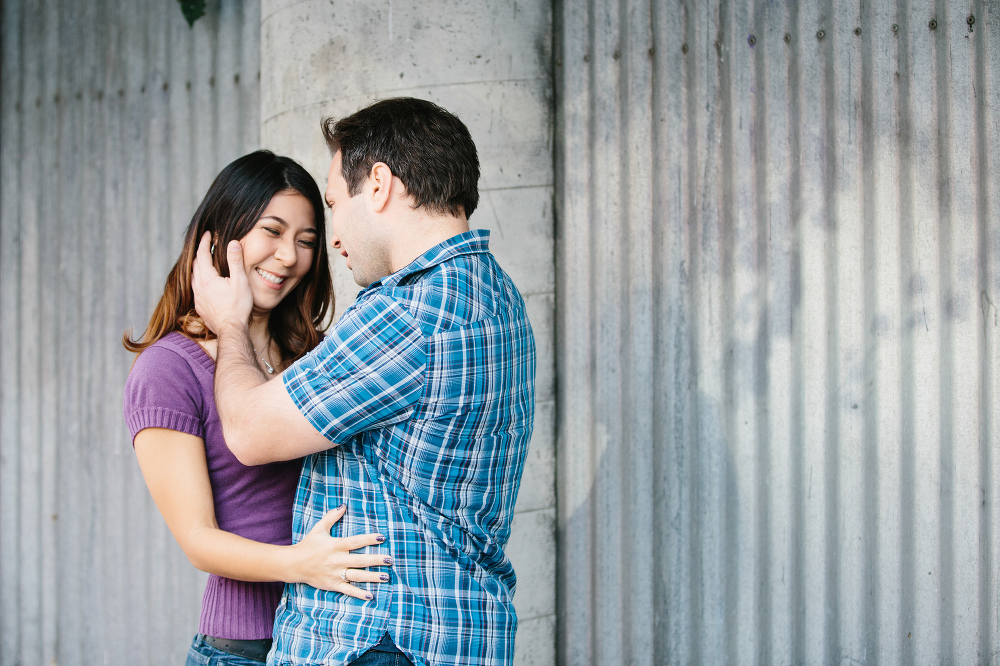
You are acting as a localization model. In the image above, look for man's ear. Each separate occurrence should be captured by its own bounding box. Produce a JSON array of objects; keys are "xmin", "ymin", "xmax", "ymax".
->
[{"xmin": 369, "ymin": 162, "xmax": 394, "ymax": 213}]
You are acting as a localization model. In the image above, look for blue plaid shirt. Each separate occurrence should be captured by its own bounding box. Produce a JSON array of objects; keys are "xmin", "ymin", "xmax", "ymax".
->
[{"xmin": 271, "ymin": 230, "xmax": 536, "ymax": 666}]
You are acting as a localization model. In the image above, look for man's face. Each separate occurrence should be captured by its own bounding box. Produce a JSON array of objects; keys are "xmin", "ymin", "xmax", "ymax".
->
[{"xmin": 325, "ymin": 151, "xmax": 390, "ymax": 287}]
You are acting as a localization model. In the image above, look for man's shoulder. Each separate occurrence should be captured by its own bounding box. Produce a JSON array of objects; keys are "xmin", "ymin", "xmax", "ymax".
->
[
  {"xmin": 386, "ymin": 250, "xmax": 525, "ymax": 335},
  {"xmin": 306, "ymin": 292, "xmax": 425, "ymax": 364}
]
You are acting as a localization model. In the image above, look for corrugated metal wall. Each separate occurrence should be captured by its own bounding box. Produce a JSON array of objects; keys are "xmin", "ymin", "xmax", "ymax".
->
[
  {"xmin": 556, "ymin": 0, "xmax": 999, "ymax": 664},
  {"xmin": 0, "ymin": 1, "xmax": 260, "ymax": 664},
  {"xmin": 6, "ymin": 0, "xmax": 1000, "ymax": 663}
]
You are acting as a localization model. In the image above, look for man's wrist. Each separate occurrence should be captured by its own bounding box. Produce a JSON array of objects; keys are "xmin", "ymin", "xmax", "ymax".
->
[{"xmin": 213, "ymin": 318, "xmax": 248, "ymax": 341}]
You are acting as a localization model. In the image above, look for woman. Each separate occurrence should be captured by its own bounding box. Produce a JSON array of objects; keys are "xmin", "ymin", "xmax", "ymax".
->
[{"xmin": 123, "ymin": 151, "xmax": 388, "ymax": 665}]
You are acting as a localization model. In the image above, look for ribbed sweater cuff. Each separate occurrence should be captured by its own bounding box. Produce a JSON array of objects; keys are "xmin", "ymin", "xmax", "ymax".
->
[{"xmin": 126, "ymin": 407, "xmax": 202, "ymax": 443}]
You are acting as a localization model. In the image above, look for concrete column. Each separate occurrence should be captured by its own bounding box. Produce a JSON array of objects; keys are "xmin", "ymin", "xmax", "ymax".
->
[{"xmin": 259, "ymin": 2, "xmax": 555, "ymax": 663}]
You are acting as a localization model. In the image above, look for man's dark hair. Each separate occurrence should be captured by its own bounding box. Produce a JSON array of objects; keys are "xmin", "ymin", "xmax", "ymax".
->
[{"xmin": 322, "ymin": 97, "xmax": 480, "ymax": 219}]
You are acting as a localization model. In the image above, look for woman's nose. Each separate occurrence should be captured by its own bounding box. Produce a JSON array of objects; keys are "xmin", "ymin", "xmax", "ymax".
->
[{"xmin": 274, "ymin": 237, "xmax": 296, "ymax": 265}]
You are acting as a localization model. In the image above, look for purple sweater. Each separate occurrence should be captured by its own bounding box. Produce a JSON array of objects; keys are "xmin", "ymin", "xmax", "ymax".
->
[{"xmin": 123, "ymin": 332, "xmax": 302, "ymax": 640}]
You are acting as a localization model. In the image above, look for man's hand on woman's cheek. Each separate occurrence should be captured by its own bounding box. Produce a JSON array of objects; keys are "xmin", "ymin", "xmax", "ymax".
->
[{"xmin": 191, "ymin": 231, "xmax": 254, "ymax": 334}]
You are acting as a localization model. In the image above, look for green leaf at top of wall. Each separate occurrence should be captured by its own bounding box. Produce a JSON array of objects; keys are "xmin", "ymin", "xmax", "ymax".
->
[{"xmin": 178, "ymin": 0, "xmax": 206, "ymax": 27}]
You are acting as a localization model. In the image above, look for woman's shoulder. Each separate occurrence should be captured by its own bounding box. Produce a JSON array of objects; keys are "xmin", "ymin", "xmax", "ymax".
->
[
  {"xmin": 124, "ymin": 332, "xmax": 213, "ymax": 440},
  {"xmin": 133, "ymin": 332, "xmax": 215, "ymax": 376},
  {"xmin": 125, "ymin": 333, "xmax": 215, "ymax": 402}
]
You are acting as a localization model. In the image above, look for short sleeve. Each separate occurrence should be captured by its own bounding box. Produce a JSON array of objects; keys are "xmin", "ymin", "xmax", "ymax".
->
[
  {"xmin": 283, "ymin": 293, "xmax": 427, "ymax": 445},
  {"xmin": 123, "ymin": 345, "xmax": 205, "ymax": 444}
]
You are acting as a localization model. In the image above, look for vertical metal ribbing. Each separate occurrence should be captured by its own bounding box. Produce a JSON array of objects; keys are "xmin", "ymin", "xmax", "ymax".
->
[
  {"xmin": 896, "ymin": 0, "xmax": 918, "ymax": 662},
  {"xmin": 555, "ymin": 1, "xmax": 1000, "ymax": 663},
  {"xmin": 0, "ymin": 2, "xmax": 260, "ymax": 664},
  {"xmin": 0, "ymin": 0, "xmax": 24, "ymax": 657},
  {"xmin": 974, "ymin": 2, "xmax": 997, "ymax": 663}
]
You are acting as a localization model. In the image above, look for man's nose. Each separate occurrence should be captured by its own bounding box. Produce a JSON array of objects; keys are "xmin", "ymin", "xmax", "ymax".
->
[{"xmin": 329, "ymin": 234, "xmax": 341, "ymax": 249}]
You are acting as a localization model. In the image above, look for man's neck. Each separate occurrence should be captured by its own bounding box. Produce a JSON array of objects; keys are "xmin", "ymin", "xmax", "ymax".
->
[{"xmin": 387, "ymin": 215, "xmax": 470, "ymax": 274}]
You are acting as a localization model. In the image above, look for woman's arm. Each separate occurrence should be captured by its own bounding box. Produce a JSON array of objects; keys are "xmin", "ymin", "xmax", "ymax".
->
[{"xmin": 134, "ymin": 427, "xmax": 389, "ymax": 600}]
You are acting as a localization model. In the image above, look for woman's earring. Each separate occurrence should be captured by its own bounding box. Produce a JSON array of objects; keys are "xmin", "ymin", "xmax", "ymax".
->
[{"xmin": 210, "ymin": 237, "xmax": 217, "ymax": 254}]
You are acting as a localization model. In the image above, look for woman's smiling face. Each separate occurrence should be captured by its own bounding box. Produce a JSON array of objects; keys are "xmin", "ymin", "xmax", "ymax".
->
[{"xmin": 239, "ymin": 189, "xmax": 318, "ymax": 316}]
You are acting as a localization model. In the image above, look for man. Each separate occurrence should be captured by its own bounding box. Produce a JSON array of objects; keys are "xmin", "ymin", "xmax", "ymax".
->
[{"xmin": 192, "ymin": 97, "xmax": 536, "ymax": 666}]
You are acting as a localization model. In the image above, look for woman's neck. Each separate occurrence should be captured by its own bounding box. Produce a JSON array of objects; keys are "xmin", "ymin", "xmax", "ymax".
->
[
  {"xmin": 247, "ymin": 312, "xmax": 281, "ymax": 375},
  {"xmin": 247, "ymin": 313, "xmax": 271, "ymax": 350}
]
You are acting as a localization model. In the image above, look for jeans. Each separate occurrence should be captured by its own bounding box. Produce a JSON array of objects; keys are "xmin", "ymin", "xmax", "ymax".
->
[
  {"xmin": 185, "ymin": 634, "xmax": 267, "ymax": 666},
  {"xmin": 347, "ymin": 649, "xmax": 416, "ymax": 666}
]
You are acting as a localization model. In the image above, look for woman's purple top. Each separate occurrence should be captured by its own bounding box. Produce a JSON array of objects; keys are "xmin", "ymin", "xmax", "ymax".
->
[{"xmin": 123, "ymin": 332, "xmax": 302, "ymax": 640}]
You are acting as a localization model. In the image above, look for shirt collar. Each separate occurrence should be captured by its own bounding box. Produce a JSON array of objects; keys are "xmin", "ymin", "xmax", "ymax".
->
[{"xmin": 365, "ymin": 229, "xmax": 491, "ymax": 291}]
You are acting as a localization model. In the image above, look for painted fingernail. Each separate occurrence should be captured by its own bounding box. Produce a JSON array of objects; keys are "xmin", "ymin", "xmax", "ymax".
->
[
  {"xmin": 380, "ymin": 573, "xmax": 389, "ymax": 582},
  {"xmin": 375, "ymin": 535, "xmax": 385, "ymax": 543},
  {"xmin": 365, "ymin": 593, "xmax": 373, "ymax": 600},
  {"xmin": 384, "ymin": 557, "xmax": 394, "ymax": 565}
]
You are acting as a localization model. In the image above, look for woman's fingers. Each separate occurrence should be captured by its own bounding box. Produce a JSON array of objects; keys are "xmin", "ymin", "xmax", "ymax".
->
[
  {"xmin": 338, "ymin": 565, "xmax": 384, "ymax": 601},
  {"xmin": 308, "ymin": 508, "xmax": 384, "ymax": 547},
  {"xmin": 338, "ymin": 582, "xmax": 375, "ymax": 601},
  {"xmin": 303, "ymin": 552, "xmax": 392, "ymax": 596},
  {"xmin": 341, "ymin": 532, "xmax": 387, "ymax": 550},
  {"xmin": 308, "ymin": 509, "xmax": 386, "ymax": 550},
  {"xmin": 341, "ymin": 566, "xmax": 392, "ymax": 584},
  {"xmin": 294, "ymin": 510, "xmax": 396, "ymax": 594},
  {"xmin": 348, "ymin": 553, "xmax": 394, "ymax": 569},
  {"xmin": 309, "ymin": 504, "xmax": 347, "ymax": 534},
  {"xmin": 336, "ymin": 555, "xmax": 393, "ymax": 589},
  {"xmin": 337, "ymin": 565, "xmax": 392, "ymax": 601}
]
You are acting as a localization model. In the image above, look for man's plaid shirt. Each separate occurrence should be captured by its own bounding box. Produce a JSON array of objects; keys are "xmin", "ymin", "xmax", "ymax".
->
[{"xmin": 271, "ymin": 230, "xmax": 536, "ymax": 666}]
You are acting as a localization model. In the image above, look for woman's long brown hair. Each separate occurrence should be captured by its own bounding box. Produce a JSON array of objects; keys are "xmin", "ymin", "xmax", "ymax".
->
[{"xmin": 123, "ymin": 150, "xmax": 333, "ymax": 364}]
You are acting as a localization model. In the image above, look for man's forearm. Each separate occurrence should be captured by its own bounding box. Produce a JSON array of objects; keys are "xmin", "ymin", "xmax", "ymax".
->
[{"xmin": 213, "ymin": 322, "xmax": 269, "ymax": 463}]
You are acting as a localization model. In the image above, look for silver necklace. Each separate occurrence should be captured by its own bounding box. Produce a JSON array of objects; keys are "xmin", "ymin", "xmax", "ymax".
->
[{"xmin": 253, "ymin": 342, "xmax": 275, "ymax": 374}]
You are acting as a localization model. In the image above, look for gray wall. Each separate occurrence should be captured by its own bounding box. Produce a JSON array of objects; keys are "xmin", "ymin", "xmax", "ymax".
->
[
  {"xmin": 5, "ymin": 0, "xmax": 1000, "ymax": 665},
  {"xmin": 556, "ymin": 0, "xmax": 1000, "ymax": 664},
  {"xmin": 0, "ymin": 1, "xmax": 260, "ymax": 663},
  {"xmin": 258, "ymin": 1, "xmax": 557, "ymax": 663}
]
